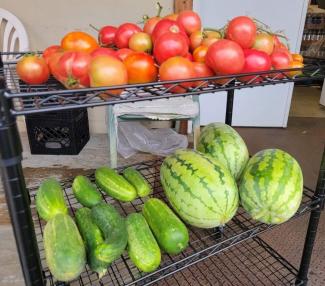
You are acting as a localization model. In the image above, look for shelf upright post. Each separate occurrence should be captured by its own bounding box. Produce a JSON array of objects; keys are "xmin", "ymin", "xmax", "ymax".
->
[
  {"xmin": 0, "ymin": 77, "xmax": 44, "ymax": 284},
  {"xmin": 296, "ymin": 146, "xmax": 325, "ymax": 286},
  {"xmin": 225, "ymin": 89, "xmax": 235, "ymax": 125}
]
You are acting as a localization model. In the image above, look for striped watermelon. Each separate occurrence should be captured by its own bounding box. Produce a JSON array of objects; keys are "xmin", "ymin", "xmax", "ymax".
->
[
  {"xmin": 160, "ymin": 149, "xmax": 239, "ymax": 228},
  {"xmin": 239, "ymin": 149, "xmax": 303, "ymax": 224},
  {"xmin": 197, "ymin": 123, "xmax": 249, "ymax": 180}
]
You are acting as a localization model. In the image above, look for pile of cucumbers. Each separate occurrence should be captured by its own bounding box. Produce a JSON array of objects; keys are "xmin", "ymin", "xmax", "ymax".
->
[{"xmin": 35, "ymin": 166, "xmax": 190, "ymax": 282}]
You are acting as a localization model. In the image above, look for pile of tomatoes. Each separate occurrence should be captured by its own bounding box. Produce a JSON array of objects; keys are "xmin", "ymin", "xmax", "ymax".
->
[{"xmin": 16, "ymin": 8, "xmax": 304, "ymax": 96}]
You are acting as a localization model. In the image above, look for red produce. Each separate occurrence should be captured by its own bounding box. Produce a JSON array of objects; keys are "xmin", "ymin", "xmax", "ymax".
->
[
  {"xmin": 159, "ymin": 56, "xmax": 196, "ymax": 93},
  {"xmin": 114, "ymin": 23, "xmax": 142, "ymax": 49},
  {"xmin": 240, "ymin": 49, "xmax": 271, "ymax": 82},
  {"xmin": 177, "ymin": 10, "xmax": 201, "ymax": 35},
  {"xmin": 192, "ymin": 62, "xmax": 214, "ymax": 87},
  {"xmin": 124, "ymin": 52, "xmax": 158, "ymax": 84},
  {"xmin": 98, "ymin": 25, "xmax": 117, "ymax": 47},
  {"xmin": 16, "ymin": 54, "xmax": 49, "ymax": 85},
  {"xmin": 91, "ymin": 47, "xmax": 117, "ymax": 58},
  {"xmin": 151, "ymin": 19, "xmax": 187, "ymax": 43},
  {"xmin": 116, "ymin": 48, "xmax": 135, "ymax": 61},
  {"xmin": 226, "ymin": 16, "xmax": 256, "ymax": 49},
  {"xmin": 153, "ymin": 31, "xmax": 189, "ymax": 64},
  {"xmin": 206, "ymin": 39, "xmax": 245, "ymax": 75},
  {"xmin": 43, "ymin": 45, "xmax": 62, "ymax": 64},
  {"xmin": 61, "ymin": 31, "xmax": 99, "ymax": 53}
]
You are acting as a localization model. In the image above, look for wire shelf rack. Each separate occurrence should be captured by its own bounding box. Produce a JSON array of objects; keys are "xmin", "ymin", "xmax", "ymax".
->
[
  {"xmin": 28, "ymin": 159, "xmax": 318, "ymax": 286},
  {"xmin": 1, "ymin": 52, "xmax": 324, "ymax": 116}
]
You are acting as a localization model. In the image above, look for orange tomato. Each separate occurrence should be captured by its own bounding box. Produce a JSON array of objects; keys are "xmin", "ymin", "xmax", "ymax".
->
[
  {"xmin": 291, "ymin": 53, "xmax": 303, "ymax": 63},
  {"xmin": 193, "ymin": 45, "xmax": 208, "ymax": 63},
  {"xmin": 61, "ymin": 31, "xmax": 99, "ymax": 53},
  {"xmin": 287, "ymin": 61, "xmax": 304, "ymax": 78}
]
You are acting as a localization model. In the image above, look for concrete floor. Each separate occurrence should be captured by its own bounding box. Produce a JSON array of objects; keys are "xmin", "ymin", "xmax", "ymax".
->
[{"xmin": 0, "ymin": 115, "xmax": 324, "ymax": 286}]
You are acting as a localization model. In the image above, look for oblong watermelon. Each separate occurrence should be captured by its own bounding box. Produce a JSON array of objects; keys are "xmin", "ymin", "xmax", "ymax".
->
[
  {"xmin": 239, "ymin": 149, "xmax": 303, "ymax": 224},
  {"xmin": 160, "ymin": 149, "xmax": 239, "ymax": 228},
  {"xmin": 197, "ymin": 123, "xmax": 249, "ymax": 180}
]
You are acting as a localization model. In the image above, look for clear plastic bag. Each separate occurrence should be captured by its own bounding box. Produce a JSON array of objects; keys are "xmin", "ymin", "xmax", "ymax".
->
[{"xmin": 117, "ymin": 122, "xmax": 188, "ymax": 158}]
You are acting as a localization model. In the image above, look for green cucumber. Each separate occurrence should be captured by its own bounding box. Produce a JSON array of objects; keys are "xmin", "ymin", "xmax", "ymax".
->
[
  {"xmin": 36, "ymin": 178, "xmax": 68, "ymax": 221},
  {"xmin": 126, "ymin": 213, "xmax": 161, "ymax": 272},
  {"xmin": 142, "ymin": 198, "xmax": 189, "ymax": 255},
  {"xmin": 44, "ymin": 213, "xmax": 86, "ymax": 282},
  {"xmin": 91, "ymin": 203, "xmax": 128, "ymax": 263},
  {"xmin": 95, "ymin": 167, "xmax": 137, "ymax": 202},
  {"xmin": 123, "ymin": 167, "xmax": 152, "ymax": 197},
  {"xmin": 72, "ymin": 175, "xmax": 102, "ymax": 207},
  {"xmin": 75, "ymin": 208, "xmax": 108, "ymax": 278}
]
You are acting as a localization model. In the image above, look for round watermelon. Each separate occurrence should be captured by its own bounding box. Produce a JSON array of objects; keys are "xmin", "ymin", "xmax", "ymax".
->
[
  {"xmin": 160, "ymin": 149, "xmax": 239, "ymax": 228},
  {"xmin": 197, "ymin": 123, "xmax": 249, "ymax": 180},
  {"xmin": 239, "ymin": 149, "xmax": 303, "ymax": 225}
]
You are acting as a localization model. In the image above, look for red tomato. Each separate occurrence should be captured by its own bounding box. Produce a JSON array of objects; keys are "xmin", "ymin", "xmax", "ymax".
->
[
  {"xmin": 153, "ymin": 31, "xmax": 189, "ymax": 64},
  {"xmin": 116, "ymin": 48, "xmax": 134, "ymax": 61},
  {"xmin": 190, "ymin": 31, "xmax": 204, "ymax": 51},
  {"xmin": 98, "ymin": 26, "xmax": 117, "ymax": 47},
  {"xmin": 192, "ymin": 62, "xmax": 214, "ymax": 87},
  {"xmin": 252, "ymin": 33, "xmax": 274, "ymax": 55},
  {"xmin": 240, "ymin": 49, "xmax": 271, "ymax": 82},
  {"xmin": 271, "ymin": 51, "xmax": 290, "ymax": 69},
  {"xmin": 129, "ymin": 32, "xmax": 153, "ymax": 53},
  {"xmin": 226, "ymin": 16, "xmax": 256, "ymax": 49},
  {"xmin": 164, "ymin": 13, "xmax": 178, "ymax": 21},
  {"xmin": 185, "ymin": 52, "xmax": 193, "ymax": 61},
  {"xmin": 16, "ymin": 54, "xmax": 50, "ymax": 85},
  {"xmin": 56, "ymin": 51, "xmax": 92, "ymax": 88},
  {"xmin": 159, "ymin": 56, "xmax": 196, "ymax": 93},
  {"xmin": 48, "ymin": 51, "xmax": 64, "ymax": 76},
  {"xmin": 124, "ymin": 52, "xmax": 158, "ymax": 84},
  {"xmin": 91, "ymin": 47, "xmax": 117, "ymax": 58},
  {"xmin": 273, "ymin": 35, "xmax": 281, "ymax": 48},
  {"xmin": 151, "ymin": 19, "xmax": 187, "ymax": 43},
  {"xmin": 61, "ymin": 31, "xmax": 99, "ymax": 53},
  {"xmin": 144, "ymin": 17, "xmax": 161, "ymax": 35},
  {"xmin": 114, "ymin": 23, "xmax": 142, "ymax": 49},
  {"xmin": 177, "ymin": 10, "xmax": 201, "ymax": 36},
  {"xmin": 89, "ymin": 55, "xmax": 128, "ymax": 97},
  {"xmin": 193, "ymin": 45, "xmax": 208, "ymax": 63},
  {"xmin": 43, "ymin": 45, "xmax": 62, "ymax": 64},
  {"xmin": 206, "ymin": 39, "xmax": 245, "ymax": 75},
  {"xmin": 273, "ymin": 44, "xmax": 293, "ymax": 62}
]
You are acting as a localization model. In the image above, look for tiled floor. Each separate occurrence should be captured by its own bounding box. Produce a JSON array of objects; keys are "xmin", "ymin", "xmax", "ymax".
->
[{"xmin": 0, "ymin": 114, "xmax": 324, "ymax": 285}]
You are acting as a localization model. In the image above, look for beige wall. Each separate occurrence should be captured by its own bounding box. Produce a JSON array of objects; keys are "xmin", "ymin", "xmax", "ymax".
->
[{"xmin": 1, "ymin": 0, "xmax": 173, "ymax": 133}]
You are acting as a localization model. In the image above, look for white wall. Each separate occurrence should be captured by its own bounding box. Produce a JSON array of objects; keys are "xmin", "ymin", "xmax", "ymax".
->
[{"xmin": 1, "ymin": 0, "xmax": 174, "ymax": 133}]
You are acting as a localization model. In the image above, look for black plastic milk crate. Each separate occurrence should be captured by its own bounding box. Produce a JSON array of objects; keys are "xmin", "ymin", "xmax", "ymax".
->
[{"xmin": 25, "ymin": 109, "xmax": 90, "ymax": 155}]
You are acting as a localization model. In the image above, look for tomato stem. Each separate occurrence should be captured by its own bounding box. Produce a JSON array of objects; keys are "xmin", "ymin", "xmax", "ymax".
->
[
  {"xmin": 156, "ymin": 2, "xmax": 163, "ymax": 17},
  {"xmin": 89, "ymin": 24, "xmax": 99, "ymax": 32}
]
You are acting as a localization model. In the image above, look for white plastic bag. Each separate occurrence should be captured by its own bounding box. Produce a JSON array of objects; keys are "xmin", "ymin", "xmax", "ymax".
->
[{"xmin": 117, "ymin": 122, "xmax": 188, "ymax": 158}]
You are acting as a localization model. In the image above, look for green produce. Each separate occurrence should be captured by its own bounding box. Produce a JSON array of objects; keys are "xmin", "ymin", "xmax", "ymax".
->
[
  {"xmin": 126, "ymin": 213, "xmax": 161, "ymax": 272},
  {"xmin": 75, "ymin": 208, "xmax": 107, "ymax": 278},
  {"xmin": 142, "ymin": 198, "xmax": 189, "ymax": 255},
  {"xmin": 72, "ymin": 175, "xmax": 102, "ymax": 207},
  {"xmin": 44, "ymin": 213, "xmax": 86, "ymax": 282},
  {"xmin": 239, "ymin": 149, "xmax": 303, "ymax": 224},
  {"xmin": 160, "ymin": 149, "xmax": 239, "ymax": 228},
  {"xmin": 123, "ymin": 167, "xmax": 152, "ymax": 197},
  {"xmin": 91, "ymin": 203, "xmax": 128, "ymax": 263},
  {"xmin": 197, "ymin": 122, "xmax": 249, "ymax": 180},
  {"xmin": 36, "ymin": 178, "xmax": 68, "ymax": 221},
  {"xmin": 95, "ymin": 167, "xmax": 137, "ymax": 202}
]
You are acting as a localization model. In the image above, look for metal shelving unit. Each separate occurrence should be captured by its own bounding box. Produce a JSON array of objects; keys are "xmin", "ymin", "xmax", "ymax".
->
[{"xmin": 0, "ymin": 51, "xmax": 325, "ymax": 286}]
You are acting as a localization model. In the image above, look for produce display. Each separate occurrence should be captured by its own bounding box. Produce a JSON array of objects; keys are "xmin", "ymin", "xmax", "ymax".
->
[
  {"xmin": 95, "ymin": 166, "xmax": 137, "ymax": 202},
  {"xmin": 142, "ymin": 198, "xmax": 189, "ymax": 255},
  {"xmin": 197, "ymin": 122, "xmax": 249, "ymax": 180},
  {"xmin": 160, "ymin": 149, "xmax": 239, "ymax": 228},
  {"xmin": 16, "ymin": 5, "xmax": 304, "ymax": 96},
  {"xmin": 239, "ymin": 149, "xmax": 303, "ymax": 224},
  {"xmin": 35, "ymin": 178, "xmax": 67, "ymax": 221},
  {"xmin": 126, "ymin": 213, "xmax": 161, "ymax": 272},
  {"xmin": 43, "ymin": 213, "xmax": 86, "ymax": 282},
  {"xmin": 72, "ymin": 175, "xmax": 102, "ymax": 207}
]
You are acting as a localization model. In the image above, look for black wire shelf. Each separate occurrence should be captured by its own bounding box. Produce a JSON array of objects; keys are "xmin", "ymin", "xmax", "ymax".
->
[
  {"xmin": 1, "ymin": 52, "xmax": 324, "ymax": 116},
  {"xmin": 28, "ymin": 159, "xmax": 319, "ymax": 286}
]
